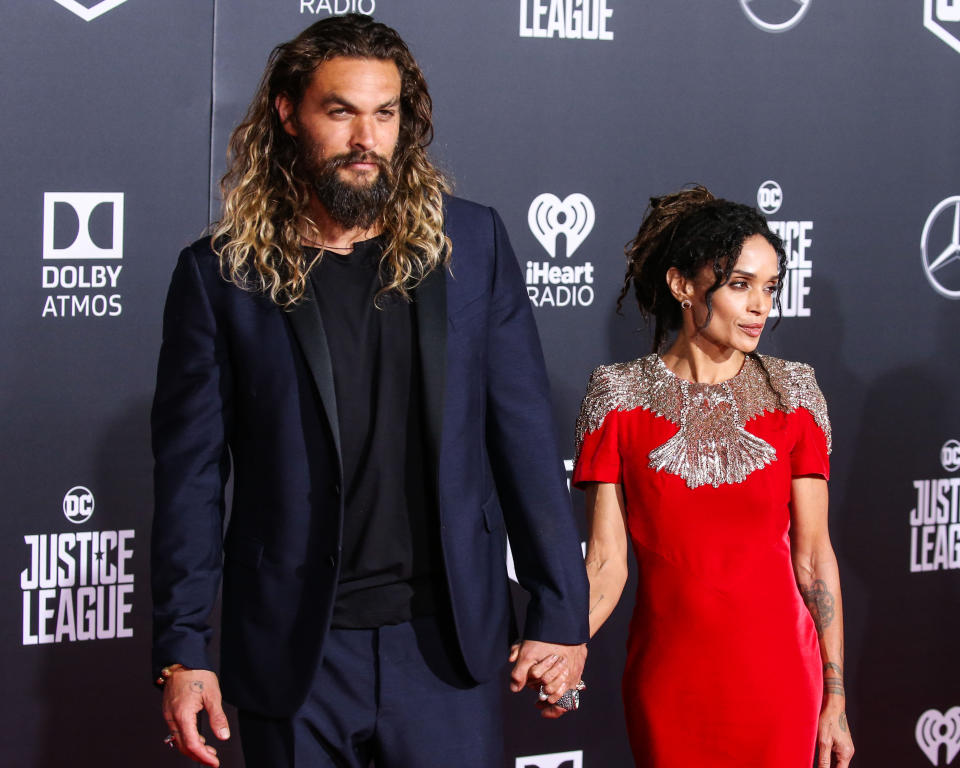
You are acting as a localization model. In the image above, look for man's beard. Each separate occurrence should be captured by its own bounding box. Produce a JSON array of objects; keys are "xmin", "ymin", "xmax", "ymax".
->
[{"xmin": 297, "ymin": 140, "xmax": 395, "ymax": 231}]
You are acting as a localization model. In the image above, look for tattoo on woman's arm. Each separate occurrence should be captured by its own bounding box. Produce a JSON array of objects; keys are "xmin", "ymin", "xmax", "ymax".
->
[
  {"xmin": 589, "ymin": 595, "xmax": 605, "ymax": 616},
  {"xmin": 800, "ymin": 579, "xmax": 835, "ymax": 634},
  {"xmin": 822, "ymin": 662, "xmax": 845, "ymax": 697},
  {"xmin": 823, "ymin": 679, "xmax": 845, "ymax": 697}
]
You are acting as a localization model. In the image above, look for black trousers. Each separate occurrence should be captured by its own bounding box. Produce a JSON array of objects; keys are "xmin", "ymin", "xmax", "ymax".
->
[{"xmin": 238, "ymin": 615, "xmax": 503, "ymax": 767}]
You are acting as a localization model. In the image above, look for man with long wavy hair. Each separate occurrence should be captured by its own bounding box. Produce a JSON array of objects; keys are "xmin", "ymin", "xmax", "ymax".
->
[{"xmin": 151, "ymin": 14, "xmax": 588, "ymax": 767}]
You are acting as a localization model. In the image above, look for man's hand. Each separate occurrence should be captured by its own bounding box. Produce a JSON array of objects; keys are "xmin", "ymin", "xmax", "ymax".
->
[
  {"xmin": 509, "ymin": 640, "xmax": 587, "ymax": 718},
  {"xmin": 161, "ymin": 667, "xmax": 231, "ymax": 766}
]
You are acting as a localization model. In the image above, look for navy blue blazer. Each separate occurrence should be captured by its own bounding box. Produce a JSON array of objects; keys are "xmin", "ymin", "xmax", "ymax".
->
[{"xmin": 151, "ymin": 196, "xmax": 589, "ymax": 716}]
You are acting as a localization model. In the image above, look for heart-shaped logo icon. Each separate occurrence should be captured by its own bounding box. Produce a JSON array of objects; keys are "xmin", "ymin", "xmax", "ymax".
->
[
  {"xmin": 527, "ymin": 193, "xmax": 595, "ymax": 258},
  {"xmin": 52, "ymin": 0, "xmax": 128, "ymax": 22},
  {"xmin": 916, "ymin": 707, "xmax": 960, "ymax": 765}
]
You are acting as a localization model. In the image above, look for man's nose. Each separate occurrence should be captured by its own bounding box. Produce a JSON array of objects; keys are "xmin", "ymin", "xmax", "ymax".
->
[{"xmin": 350, "ymin": 117, "xmax": 376, "ymax": 151}]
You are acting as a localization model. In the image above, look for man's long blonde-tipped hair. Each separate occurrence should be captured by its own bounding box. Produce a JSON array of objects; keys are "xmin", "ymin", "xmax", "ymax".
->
[{"xmin": 213, "ymin": 14, "xmax": 451, "ymax": 308}]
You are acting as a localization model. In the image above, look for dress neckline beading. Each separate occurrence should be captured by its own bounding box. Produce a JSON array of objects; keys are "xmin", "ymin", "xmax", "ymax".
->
[
  {"xmin": 646, "ymin": 354, "xmax": 778, "ymax": 488},
  {"xmin": 654, "ymin": 353, "xmax": 748, "ymax": 389},
  {"xmin": 575, "ymin": 354, "xmax": 832, "ymax": 490}
]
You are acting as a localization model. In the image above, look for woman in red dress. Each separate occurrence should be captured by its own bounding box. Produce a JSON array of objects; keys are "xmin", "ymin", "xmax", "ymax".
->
[{"xmin": 572, "ymin": 187, "xmax": 854, "ymax": 767}]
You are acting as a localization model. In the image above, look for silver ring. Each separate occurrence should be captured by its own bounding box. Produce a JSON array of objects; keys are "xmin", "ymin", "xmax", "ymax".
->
[
  {"xmin": 163, "ymin": 734, "xmax": 176, "ymax": 749},
  {"xmin": 542, "ymin": 679, "xmax": 586, "ymax": 711},
  {"xmin": 555, "ymin": 689, "xmax": 579, "ymax": 711}
]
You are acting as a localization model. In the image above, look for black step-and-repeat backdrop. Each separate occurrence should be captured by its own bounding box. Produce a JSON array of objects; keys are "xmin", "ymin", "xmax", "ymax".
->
[{"xmin": 2, "ymin": 1, "xmax": 959, "ymax": 766}]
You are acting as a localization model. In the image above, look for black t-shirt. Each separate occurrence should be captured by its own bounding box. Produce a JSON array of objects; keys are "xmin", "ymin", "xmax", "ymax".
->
[{"xmin": 308, "ymin": 239, "xmax": 440, "ymax": 628}]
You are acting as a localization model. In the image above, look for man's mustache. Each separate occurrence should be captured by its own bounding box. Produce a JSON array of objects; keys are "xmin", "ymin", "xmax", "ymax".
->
[{"xmin": 326, "ymin": 151, "xmax": 392, "ymax": 175}]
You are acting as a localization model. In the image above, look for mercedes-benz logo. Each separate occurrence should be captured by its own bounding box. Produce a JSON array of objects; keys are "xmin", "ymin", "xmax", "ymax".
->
[
  {"xmin": 921, "ymin": 196, "xmax": 960, "ymax": 300},
  {"xmin": 739, "ymin": 0, "xmax": 812, "ymax": 33}
]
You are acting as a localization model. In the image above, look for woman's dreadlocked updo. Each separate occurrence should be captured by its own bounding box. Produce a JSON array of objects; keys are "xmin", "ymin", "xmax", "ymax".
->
[{"xmin": 618, "ymin": 185, "xmax": 787, "ymax": 352}]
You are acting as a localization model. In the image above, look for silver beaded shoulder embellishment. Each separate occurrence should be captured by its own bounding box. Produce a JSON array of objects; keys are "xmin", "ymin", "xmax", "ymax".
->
[{"xmin": 575, "ymin": 354, "xmax": 831, "ymax": 489}]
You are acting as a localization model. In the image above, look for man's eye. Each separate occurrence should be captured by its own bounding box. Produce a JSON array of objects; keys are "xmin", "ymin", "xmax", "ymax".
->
[{"xmin": 378, "ymin": 110, "xmax": 396, "ymax": 118}]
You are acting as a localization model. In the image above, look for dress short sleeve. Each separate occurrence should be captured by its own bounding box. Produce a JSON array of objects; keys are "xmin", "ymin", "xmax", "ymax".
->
[
  {"xmin": 572, "ymin": 366, "xmax": 622, "ymax": 488},
  {"xmin": 573, "ymin": 410, "xmax": 622, "ymax": 488},
  {"xmin": 789, "ymin": 404, "xmax": 830, "ymax": 480}
]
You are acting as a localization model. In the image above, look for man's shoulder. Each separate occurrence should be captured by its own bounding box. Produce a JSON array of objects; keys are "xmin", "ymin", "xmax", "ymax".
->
[
  {"xmin": 442, "ymin": 194, "xmax": 499, "ymax": 243},
  {"xmin": 181, "ymin": 235, "xmax": 218, "ymax": 261},
  {"xmin": 172, "ymin": 235, "xmax": 224, "ymax": 280},
  {"xmin": 443, "ymin": 193, "xmax": 492, "ymax": 219}
]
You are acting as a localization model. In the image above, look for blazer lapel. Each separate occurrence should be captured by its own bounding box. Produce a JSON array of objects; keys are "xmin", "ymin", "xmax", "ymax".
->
[
  {"xmin": 286, "ymin": 278, "xmax": 342, "ymax": 463},
  {"xmin": 414, "ymin": 266, "xmax": 447, "ymax": 472}
]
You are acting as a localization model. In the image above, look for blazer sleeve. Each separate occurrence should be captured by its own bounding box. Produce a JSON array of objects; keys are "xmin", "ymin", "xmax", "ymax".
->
[
  {"xmin": 150, "ymin": 244, "xmax": 233, "ymax": 678},
  {"xmin": 482, "ymin": 207, "xmax": 590, "ymax": 645}
]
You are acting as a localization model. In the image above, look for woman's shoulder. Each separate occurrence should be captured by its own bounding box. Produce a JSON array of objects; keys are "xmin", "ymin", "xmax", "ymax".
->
[
  {"xmin": 583, "ymin": 354, "xmax": 660, "ymax": 400},
  {"xmin": 576, "ymin": 354, "xmax": 662, "ymax": 442},
  {"xmin": 754, "ymin": 354, "xmax": 822, "ymax": 400},
  {"xmin": 754, "ymin": 355, "xmax": 832, "ymax": 451}
]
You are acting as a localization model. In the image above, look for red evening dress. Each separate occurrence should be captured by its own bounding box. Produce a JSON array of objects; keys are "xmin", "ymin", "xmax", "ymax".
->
[{"xmin": 572, "ymin": 354, "xmax": 831, "ymax": 768}]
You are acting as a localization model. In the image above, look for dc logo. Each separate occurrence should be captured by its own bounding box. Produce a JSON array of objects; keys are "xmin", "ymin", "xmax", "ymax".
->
[
  {"xmin": 528, "ymin": 194, "xmax": 595, "ymax": 259},
  {"xmin": 516, "ymin": 750, "xmax": 583, "ymax": 768},
  {"xmin": 63, "ymin": 486, "xmax": 95, "ymax": 525},
  {"xmin": 739, "ymin": 0, "xmax": 812, "ymax": 33},
  {"xmin": 920, "ymin": 196, "xmax": 960, "ymax": 299},
  {"xmin": 916, "ymin": 707, "xmax": 960, "ymax": 765},
  {"xmin": 43, "ymin": 193, "xmax": 124, "ymax": 260},
  {"xmin": 52, "ymin": 0, "xmax": 129, "ymax": 22},
  {"xmin": 942, "ymin": 439, "xmax": 960, "ymax": 472},
  {"xmin": 925, "ymin": 0, "xmax": 960, "ymax": 54},
  {"xmin": 757, "ymin": 180, "xmax": 783, "ymax": 214}
]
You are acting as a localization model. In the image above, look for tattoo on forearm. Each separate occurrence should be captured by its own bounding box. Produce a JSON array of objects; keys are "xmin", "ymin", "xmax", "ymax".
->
[
  {"xmin": 800, "ymin": 579, "xmax": 835, "ymax": 634},
  {"xmin": 190, "ymin": 680, "xmax": 204, "ymax": 693},
  {"xmin": 839, "ymin": 712, "xmax": 849, "ymax": 732},
  {"xmin": 823, "ymin": 679, "xmax": 846, "ymax": 697},
  {"xmin": 823, "ymin": 662, "xmax": 843, "ymax": 677},
  {"xmin": 589, "ymin": 595, "xmax": 605, "ymax": 616}
]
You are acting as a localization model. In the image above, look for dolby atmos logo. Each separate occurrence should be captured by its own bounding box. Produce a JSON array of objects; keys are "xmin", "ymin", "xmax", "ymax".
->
[{"xmin": 41, "ymin": 192, "xmax": 124, "ymax": 318}]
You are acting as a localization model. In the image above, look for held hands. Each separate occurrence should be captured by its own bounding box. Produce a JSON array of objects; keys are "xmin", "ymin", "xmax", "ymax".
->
[
  {"xmin": 817, "ymin": 706, "xmax": 854, "ymax": 768},
  {"xmin": 509, "ymin": 639, "xmax": 587, "ymax": 719},
  {"xmin": 161, "ymin": 666, "xmax": 231, "ymax": 766}
]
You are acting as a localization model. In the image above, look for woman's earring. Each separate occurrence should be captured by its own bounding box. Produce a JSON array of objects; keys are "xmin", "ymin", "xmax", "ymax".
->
[{"xmin": 680, "ymin": 299, "xmax": 692, "ymax": 310}]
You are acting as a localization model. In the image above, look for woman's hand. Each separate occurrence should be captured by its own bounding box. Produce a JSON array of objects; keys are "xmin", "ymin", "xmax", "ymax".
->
[
  {"xmin": 508, "ymin": 641, "xmax": 584, "ymax": 719},
  {"xmin": 817, "ymin": 706, "xmax": 854, "ymax": 768}
]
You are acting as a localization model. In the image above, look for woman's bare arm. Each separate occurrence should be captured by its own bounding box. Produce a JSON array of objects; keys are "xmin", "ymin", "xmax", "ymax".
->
[
  {"xmin": 790, "ymin": 476, "xmax": 854, "ymax": 768},
  {"xmin": 583, "ymin": 482, "xmax": 630, "ymax": 638}
]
